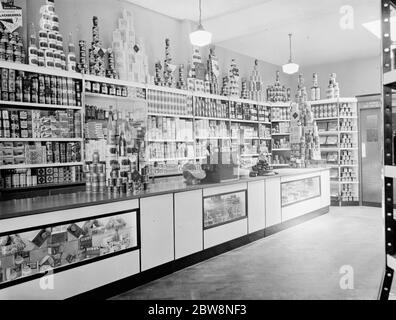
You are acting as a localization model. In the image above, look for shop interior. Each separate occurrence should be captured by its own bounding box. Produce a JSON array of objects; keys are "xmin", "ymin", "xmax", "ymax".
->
[{"xmin": 0, "ymin": 0, "xmax": 392, "ymax": 300}]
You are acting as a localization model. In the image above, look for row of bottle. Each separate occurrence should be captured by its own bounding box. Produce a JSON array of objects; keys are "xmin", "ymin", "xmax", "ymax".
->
[{"xmin": 85, "ymin": 80, "xmax": 130, "ymax": 97}]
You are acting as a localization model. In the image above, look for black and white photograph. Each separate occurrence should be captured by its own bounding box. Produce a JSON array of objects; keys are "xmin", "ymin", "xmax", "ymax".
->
[{"xmin": 0, "ymin": 0, "xmax": 393, "ymax": 308}]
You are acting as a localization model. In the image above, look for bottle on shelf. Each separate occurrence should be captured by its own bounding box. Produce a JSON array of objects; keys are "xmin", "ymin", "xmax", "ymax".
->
[{"xmin": 106, "ymin": 106, "xmax": 116, "ymax": 145}]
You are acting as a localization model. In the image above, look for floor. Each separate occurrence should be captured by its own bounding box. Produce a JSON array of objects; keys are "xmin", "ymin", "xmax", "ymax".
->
[{"xmin": 112, "ymin": 206, "xmax": 385, "ymax": 300}]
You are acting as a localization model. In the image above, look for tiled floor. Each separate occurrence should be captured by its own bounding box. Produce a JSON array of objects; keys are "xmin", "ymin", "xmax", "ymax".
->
[{"xmin": 112, "ymin": 206, "xmax": 384, "ymax": 300}]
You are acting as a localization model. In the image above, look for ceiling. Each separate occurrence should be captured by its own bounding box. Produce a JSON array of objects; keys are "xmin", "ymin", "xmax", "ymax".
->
[{"xmin": 128, "ymin": 0, "xmax": 381, "ymax": 67}]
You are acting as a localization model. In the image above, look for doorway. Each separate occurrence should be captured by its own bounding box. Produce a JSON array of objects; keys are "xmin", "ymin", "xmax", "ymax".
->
[{"xmin": 357, "ymin": 94, "xmax": 382, "ymax": 207}]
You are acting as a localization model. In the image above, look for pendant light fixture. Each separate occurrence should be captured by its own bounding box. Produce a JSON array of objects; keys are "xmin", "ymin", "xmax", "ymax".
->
[
  {"xmin": 189, "ymin": 0, "xmax": 212, "ymax": 47},
  {"xmin": 282, "ymin": 33, "xmax": 299, "ymax": 75}
]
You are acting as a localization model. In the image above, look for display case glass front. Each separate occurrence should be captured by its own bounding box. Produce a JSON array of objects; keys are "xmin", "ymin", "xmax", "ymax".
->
[
  {"xmin": 0, "ymin": 211, "xmax": 139, "ymax": 287},
  {"xmin": 281, "ymin": 176, "xmax": 321, "ymax": 207},
  {"xmin": 203, "ymin": 191, "xmax": 247, "ymax": 229}
]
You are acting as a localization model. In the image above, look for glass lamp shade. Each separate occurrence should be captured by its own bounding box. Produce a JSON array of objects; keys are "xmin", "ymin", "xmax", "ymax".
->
[
  {"xmin": 189, "ymin": 25, "xmax": 212, "ymax": 47},
  {"xmin": 282, "ymin": 62, "xmax": 299, "ymax": 75}
]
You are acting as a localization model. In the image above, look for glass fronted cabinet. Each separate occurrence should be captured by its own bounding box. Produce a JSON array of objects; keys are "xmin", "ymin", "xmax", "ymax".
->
[
  {"xmin": 281, "ymin": 176, "xmax": 321, "ymax": 207},
  {"xmin": 0, "ymin": 210, "xmax": 139, "ymax": 287},
  {"xmin": 203, "ymin": 190, "xmax": 247, "ymax": 229}
]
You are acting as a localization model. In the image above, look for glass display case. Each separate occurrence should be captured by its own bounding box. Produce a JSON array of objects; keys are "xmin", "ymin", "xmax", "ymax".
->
[
  {"xmin": 0, "ymin": 210, "xmax": 139, "ymax": 287},
  {"xmin": 203, "ymin": 191, "xmax": 247, "ymax": 229},
  {"xmin": 281, "ymin": 176, "xmax": 321, "ymax": 207}
]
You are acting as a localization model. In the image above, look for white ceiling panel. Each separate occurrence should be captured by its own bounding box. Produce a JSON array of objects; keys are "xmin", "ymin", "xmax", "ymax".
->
[{"xmin": 127, "ymin": 0, "xmax": 381, "ymax": 67}]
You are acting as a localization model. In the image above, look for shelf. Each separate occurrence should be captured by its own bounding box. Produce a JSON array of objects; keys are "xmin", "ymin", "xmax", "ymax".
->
[
  {"xmin": 85, "ymin": 74, "xmax": 146, "ymax": 89},
  {"xmin": 339, "ymin": 131, "xmax": 358, "ymax": 134},
  {"xmin": 146, "ymin": 139, "xmax": 194, "ymax": 143},
  {"xmin": 0, "ymin": 138, "xmax": 83, "ymax": 142},
  {"xmin": 314, "ymin": 117, "xmax": 338, "ymax": 121},
  {"xmin": 340, "ymin": 147, "xmax": 358, "ymax": 150},
  {"xmin": 194, "ymin": 116, "xmax": 229, "ymax": 121},
  {"xmin": 340, "ymin": 116, "xmax": 358, "ymax": 119},
  {"xmin": 193, "ymin": 91, "xmax": 226, "ymax": 100},
  {"xmin": 258, "ymin": 121, "xmax": 272, "ymax": 125},
  {"xmin": 340, "ymin": 164, "xmax": 358, "ymax": 167},
  {"xmin": 272, "ymin": 148, "xmax": 291, "ymax": 152},
  {"xmin": 384, "ymin": 70, "xmax": 396, "ymax": 88},
  {"xmin": 148, "ymin": 157, "xmax": 196, "ymax": 162},
  {"xmin": 230, "ymin": 119, "xmax": 259, "ymax": 124},
  {"xmin": 339, "ymin": 181, "xmax": 359, "ymax": 184},
  {"xmin": 272, "ymin": 164, "xmax": 290, "ymax": 167},
  {"xmin": 0, "ymin": 100, "xmax": 82, "ymax": 110},
  {"xmin": 148, "ymin": 112, "xmax": 193, "ymax": 119},
  {"xmin": 309, "ymin": 98, "xmax": 339, "ymax": 105},
  {"xmin": 256, "ymin": 101, "xmax": 272, "ymax": 107},
  {"xmin": 319, "ymin": 131, "xmax": 339, "ymax": 135},
  {"xmin": 0, "ymin": 181, "xmax": 84, "ymax": 192},
  {"xmin": 270, "ymin": 102, "xmax": 291, "ymax": 107},
  {"xmin": 232, "ymin": 98, "xmax": 260, "ymax": 105},
  {"xmin": 260, "ymin": 137, "xmax": 272, "ymax": 140},
  {"xmin": 271, "ymin": 133, "xmax": 290, "ymax": 136},
  {"xmin": 0, "ymin": 162, "xmax": 84, "ymax": 170},
  {"xmin": 0, "ymin": 61, "xmax": 83, "ymax": 80},
  {"xmin": 195, "ymin": 137, "xmax": 231, "ymax": 140},
  {"xmin": 385, "ymin": 166, "xmax": 396, "ymax": 179},
  {"xmin": 271, "ymin": 119, "xmax": 290, "ymax": 122},
  {"xmin": 321, "ymin": 148, "xmax": 339, "ymax": 152},
  {"xmin": 85, "ymin": 92, "xmax": 146, "ymax": 102},
  {"xmin": 388, "ymin": 254, "xmax": 396, "ymax": 271},
  {"xmin": 240, "ymin": 154, "xmax": 259, "ymax": 157}
]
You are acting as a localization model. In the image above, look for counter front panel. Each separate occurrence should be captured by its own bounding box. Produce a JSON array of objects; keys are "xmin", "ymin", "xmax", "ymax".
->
[{"xmin": 0, "ymin": 210, "xmax": 139, "ymax": 290}]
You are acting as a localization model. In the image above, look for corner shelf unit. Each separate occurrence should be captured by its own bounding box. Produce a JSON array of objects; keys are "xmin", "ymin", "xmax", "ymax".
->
[
  {"xmin": 380, "ymin": 0, "xmax": 396, "ymax": 300},
  {"xmin": 311, "ymin": 97, "xmax": 359, "ymax": 207}
]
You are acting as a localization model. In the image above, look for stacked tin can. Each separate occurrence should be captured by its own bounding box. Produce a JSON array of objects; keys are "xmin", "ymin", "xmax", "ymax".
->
[
  {"xmin": 85, "ymin": 151, "xmax": 106, "ymax": 193},
  {"xmin": 89, "ymin": 16, "xmax": 106, "ymax": 77},
  {"xmin": 34, "ymin": 0, "xmax": 67, "ymax": 71},
  {"xmin": 163, "ymin": 39, "xmax": 173, "ymax": 87},
  {"xmin": 106, "ymin": 48, "xmax": 117, "ymax": 79},
  {"xmin": 0, "ymin": 27, "xmax": 24, "ymax": 64}
]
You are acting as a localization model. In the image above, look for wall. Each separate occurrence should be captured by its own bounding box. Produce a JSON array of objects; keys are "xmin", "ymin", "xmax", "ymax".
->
[
  {"xmin": 23, "ymin": 0, "xmax": 291, "ymax": 89},
  {"xmin": 291, "ymin": 56, "xmax": 381, "ymax": 98}
]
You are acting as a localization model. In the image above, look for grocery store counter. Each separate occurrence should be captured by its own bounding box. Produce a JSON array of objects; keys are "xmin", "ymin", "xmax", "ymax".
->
[
  {"xmin": 0, "ymin": 168, "xmax": 330, "ymax": 299},
  {"xmin": 0, "ymin": 168, "xmax": 327, "ymax": 220}
]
